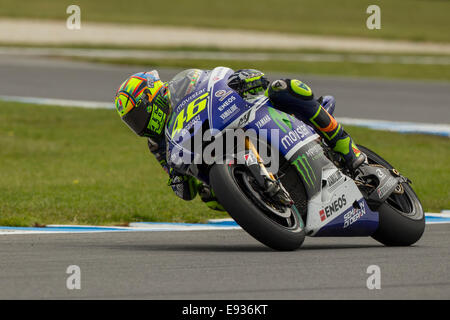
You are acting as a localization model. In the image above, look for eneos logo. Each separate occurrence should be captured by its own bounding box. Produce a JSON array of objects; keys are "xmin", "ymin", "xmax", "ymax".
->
[{"xmin": 319, "ymin": 195, "xmax": 347, "ymax": 222}]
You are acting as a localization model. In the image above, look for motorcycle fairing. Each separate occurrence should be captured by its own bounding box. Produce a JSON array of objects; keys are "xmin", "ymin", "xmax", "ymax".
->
[
  {"xmin": 282, "ymin": 141, "xmax": 379, "ymax": 237},
  {"xmin": 305, "ymin": 167, "xmax": 379, "ymax": 237},
  {"xmin": 165, "ymin": 67, "xmax": 379, "ymax": 237},
  {"xmin": 166, "ymin": 67, "xmax": 319, "ymax": 175}
]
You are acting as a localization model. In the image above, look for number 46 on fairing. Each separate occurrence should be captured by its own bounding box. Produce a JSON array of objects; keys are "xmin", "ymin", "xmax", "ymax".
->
[{"xmin": 171, "ymin": 92, "xmax": 209, "ymax": 138}]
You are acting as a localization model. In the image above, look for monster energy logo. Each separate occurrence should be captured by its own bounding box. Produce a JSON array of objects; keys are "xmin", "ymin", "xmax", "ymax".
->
[{"xmin": 292, "ymin": 154, "xmax": 316, "ymax": 187}]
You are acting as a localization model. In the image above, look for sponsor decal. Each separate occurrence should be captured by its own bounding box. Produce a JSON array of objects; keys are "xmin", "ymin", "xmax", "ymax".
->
[
  {"xmin": 267, "ymin": 104, "xmax": 311, "ymax": 149},
  {"xmin": 343, "ymin": 200, "xmax": 367, "ymax": 228},
  {"xmin": 305, "ymin": 144, "xmax": 323, "ymax": 160},
  {"xmin": 376, "ymin": 168, "xmax": 386, "ymax": 179},
  {"xmin": 244, "ymin": 152, "xmax": 258, "ymax": 166},
  {"xmin": 176, "ymin": 88, "xmax": 207, "ymax": 113},
  {"xmin": 146, "ymin": 77, "xmax": 155, "ymax": 89},
  {"xmin": 319, "ymin": 209, "xmax": 326, "ymax": 222},
  {"xmin": 292, "ymin": 154, "xmax": 316, "ymax": 187},
  {"xmin": 218, "ymin": 90, "xmax": 234, "ymax": 102},
  {"xmin": 376, "ymin": 177, "xmax": 398, "ymax": 199},
  {"xmin": 327, "ymin": 171, "xmax": 342, "ymax": 187},
  {"xmin": 255, "ymin": 115, "xmax": 271, "ymax": 129},
  {"xmin": 218, "ymin": 95, "xmax": 236, "ymax": 112},
  {"xmin": 146, "ymin": 70, "xmax": 160, "ymax": 89},
  {"xmin": 319, "ymin": 194, "xmax": 347, "ymax": 222},
  {"xmin": 219, "ymin": 104, "xmax": 239, "ymax": 120},
  {"xmin": 280, "ymin": 125, "xmax": 310, "ymax": 149},
  {"xmin": 215, "ymin": 89, "xmax": 227, "ymax": 98},
  {"xmin": 237, "ymin": 111, "xmax": 251, "ymax": 127},
  {"xmin": 184, "ymin": 114, "xmax": 201, "ymax": 131}
]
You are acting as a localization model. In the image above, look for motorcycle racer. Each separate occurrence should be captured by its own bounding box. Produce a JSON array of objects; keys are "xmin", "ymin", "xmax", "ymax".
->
[{"xmin": 114, "ymin": 68, "xmax": 366, "ymax": 211}]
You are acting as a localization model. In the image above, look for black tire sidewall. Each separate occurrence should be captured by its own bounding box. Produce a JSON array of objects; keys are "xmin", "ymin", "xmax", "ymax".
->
[
  {"xmin": 358, "ymin": 145, "xmax": 425, "ymax": 246},
  {"xmin": 209, "ymin": 163, "xmax": 306, "ymax": 251}
]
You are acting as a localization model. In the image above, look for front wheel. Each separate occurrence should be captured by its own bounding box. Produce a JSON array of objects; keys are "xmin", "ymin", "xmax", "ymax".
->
[
  {"xmin": 209, "ymin": 163, "xmax": 306, "ymax": 251},
  {"xmin": 358, "ymin": 145, "xmax": 425, "ymax": 246}
]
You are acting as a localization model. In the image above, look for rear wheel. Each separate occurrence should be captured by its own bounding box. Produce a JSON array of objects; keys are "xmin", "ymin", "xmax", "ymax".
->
[
  {"xmin": 358, "ymin": 145, "xmax": 425, "ymax": 246},
  {"xmin": 209, "ymin": 163, "xmax": 306, "ymax": 251}
]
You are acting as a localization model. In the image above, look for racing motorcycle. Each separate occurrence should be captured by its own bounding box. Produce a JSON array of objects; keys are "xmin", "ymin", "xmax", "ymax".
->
[{"xmin": 165, "ymin": 67, "xmax": 425, "ymax": 251}]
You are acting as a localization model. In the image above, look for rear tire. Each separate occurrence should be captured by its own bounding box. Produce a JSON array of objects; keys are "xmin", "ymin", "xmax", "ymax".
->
[
  {"xmin": 358, "ymin": 145, "xmax": 425, "ymax": 246},
  {"xmin": 209, "ymin": 163, "xmax": 306, "ymax": 251}
]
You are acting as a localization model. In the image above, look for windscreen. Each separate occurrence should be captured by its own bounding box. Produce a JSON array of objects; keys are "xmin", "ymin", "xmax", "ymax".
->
[{"xmin": 168, "ymin": 69, "xmax": 210, "ymax": 107}]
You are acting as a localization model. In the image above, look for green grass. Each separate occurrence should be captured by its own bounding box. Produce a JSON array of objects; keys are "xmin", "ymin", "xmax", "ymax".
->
[
  {"xmin": 0, "ymin": 102, "xmax": 228, "ymax": 227},
  {"xmin": 70, "ymin": 56, "xmax": 450, "ymax": 82},
  {"xmin": 0, "ymin": 102, "xmax": 448, "ymax": 227},
  {"xmin": 1, "ymin": 0, "xmax": 450, "ymax": 43}
]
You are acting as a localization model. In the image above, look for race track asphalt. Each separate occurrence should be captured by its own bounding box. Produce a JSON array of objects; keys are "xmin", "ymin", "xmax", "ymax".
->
[
  {"xmin": 0, "ymin": 224, "xmax": 448, "ymax": 299},
  {"xmin": 0, "ymin": 55, "xmax": 449, "ymax": 123}
]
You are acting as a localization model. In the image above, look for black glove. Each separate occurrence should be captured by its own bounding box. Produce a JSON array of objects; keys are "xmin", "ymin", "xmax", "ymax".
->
[{"xmin": 227, "ymin": 69, "xmax": 269, "ymax": 98}]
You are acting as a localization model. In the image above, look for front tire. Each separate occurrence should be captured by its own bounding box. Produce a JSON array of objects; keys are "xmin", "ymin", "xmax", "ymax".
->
[
  {"xmin": 209, "ymin": 163, "xmax": 306, "ymax": 251},
  {"xmin": 358, "ymin": 145, "xmax": 425, "ymax": 246}
]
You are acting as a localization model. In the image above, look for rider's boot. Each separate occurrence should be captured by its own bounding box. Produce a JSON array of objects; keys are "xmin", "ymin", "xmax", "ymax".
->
[
  {"xmin": 332, "ymin": 132, "xmax": 367, "ymax": 170},
  {"xmin": 309, "ymin": 100, "xmax": 366, "ymax": 170}
]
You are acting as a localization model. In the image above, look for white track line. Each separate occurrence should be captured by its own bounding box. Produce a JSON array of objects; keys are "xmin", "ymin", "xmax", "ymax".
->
[
  {"xmin": 1, "ymin": 95, "xmax": 448, "ymax": 137},
  {"xmin": 0, "ymin": 95, "xmax": 112, "ymax": 109},
  {"xmin": 337, "ymin": 117, "xmax": 450, "ymax": 137},
  {"xmin": 1, "ymin": 47, "xmax": 450, "ymax": 65},
  {"xmin": 0, "ymin": 214, "xmax": 447, "ymax": 235}
]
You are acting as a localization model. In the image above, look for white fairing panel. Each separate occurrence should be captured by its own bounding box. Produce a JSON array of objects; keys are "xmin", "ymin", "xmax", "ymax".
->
[{"xmin": 305, "ymin": 167, "xmax": 366, "ymax": 236}]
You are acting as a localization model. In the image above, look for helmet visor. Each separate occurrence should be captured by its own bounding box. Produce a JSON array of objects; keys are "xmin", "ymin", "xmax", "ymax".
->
[{"xmin": 121, "ymin": 98, "xmax": 152, "ymax": 136}]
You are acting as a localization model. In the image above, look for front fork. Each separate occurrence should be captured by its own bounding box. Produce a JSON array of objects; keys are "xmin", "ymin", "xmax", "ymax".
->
[{"xmin": 244, "ymin": 137, "xmax": 293, "ymax": 207}]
